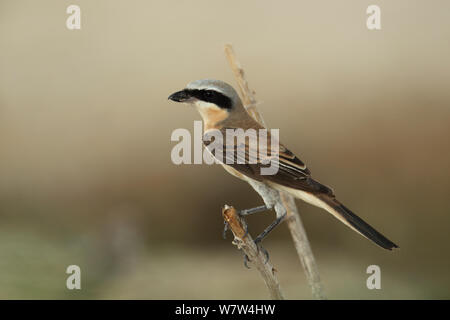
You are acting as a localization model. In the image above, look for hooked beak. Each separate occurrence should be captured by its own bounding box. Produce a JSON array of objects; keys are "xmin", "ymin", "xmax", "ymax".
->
[{"xmin": 168, "ymin": 89, "xmax": 191, "ymax": 102}]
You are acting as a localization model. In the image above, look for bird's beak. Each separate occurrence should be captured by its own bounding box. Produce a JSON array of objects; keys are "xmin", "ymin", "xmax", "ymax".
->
[{"xmin": 168, "ymin": 89, "xmax": 191, "ymax": 102}]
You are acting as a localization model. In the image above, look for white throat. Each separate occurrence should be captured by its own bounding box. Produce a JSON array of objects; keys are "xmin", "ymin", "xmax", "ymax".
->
[{"xmin": 191, "ymin": 100, "xmax": 229, "ymax": 130}]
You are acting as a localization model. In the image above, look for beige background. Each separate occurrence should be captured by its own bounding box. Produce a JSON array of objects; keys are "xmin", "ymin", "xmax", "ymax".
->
[{"xmin": 0, "ymin": 0, "xmax": 449, "ymax": 298}]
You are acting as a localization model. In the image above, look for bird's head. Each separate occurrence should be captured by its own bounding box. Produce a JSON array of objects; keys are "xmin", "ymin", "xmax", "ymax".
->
[{"xmin": 168, "ymin": 79, "xmax": 243, "ymax": 124}]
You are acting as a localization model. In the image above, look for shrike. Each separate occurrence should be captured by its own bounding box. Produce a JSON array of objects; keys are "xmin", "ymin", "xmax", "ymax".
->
[{"xmin": 169, "ymin": 79, "xmax": 398, "ymax": 250}]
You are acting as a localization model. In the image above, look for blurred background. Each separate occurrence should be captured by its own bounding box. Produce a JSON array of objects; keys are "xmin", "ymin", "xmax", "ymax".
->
[{"xmin": 1, "ymin": 0, "xmax": 449, "ymax": 299}]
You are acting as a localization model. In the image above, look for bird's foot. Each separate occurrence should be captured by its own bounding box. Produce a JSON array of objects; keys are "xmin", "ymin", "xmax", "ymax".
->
[
  {"xmin": 254, "ymin": 238, "xmax": 270, "ymax": 264},
  {"xmin": 241, "ymin": 240, "xmax": 269, "ymax": 269},
  {"xmin": 223, "ymin": 205, "xmax": 271, "ymax": 268},
  {"xmin": 223, "ymin": 205, "xmax": 270, "ymax": 239},
  {"xmin": 222, "ymin": 220, "xmax": 229, "ymax": 239}
]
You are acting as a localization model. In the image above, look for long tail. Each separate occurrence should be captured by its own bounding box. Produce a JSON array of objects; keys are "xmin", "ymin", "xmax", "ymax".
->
[{"xmin": 316, "ymin": 194, "xmax": 399, "ymax": 250}]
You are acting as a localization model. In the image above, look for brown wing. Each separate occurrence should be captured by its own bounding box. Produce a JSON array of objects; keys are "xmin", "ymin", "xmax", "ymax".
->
[{"xmin": 203, "ymin": 127, "xmax": 334, "ymax": 196}]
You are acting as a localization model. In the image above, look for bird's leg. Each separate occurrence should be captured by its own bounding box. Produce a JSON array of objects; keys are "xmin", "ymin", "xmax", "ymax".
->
[
  {"xmin": 238, "ymin": 205, "xmax": 269, "ymax": 217},
  {"xmin": 249, "ymin": 212, "xmax": 287, "ymax": 264},
  {"xmin": 254, "ymin": 212, "xmax": 287, "ymax": 244}
]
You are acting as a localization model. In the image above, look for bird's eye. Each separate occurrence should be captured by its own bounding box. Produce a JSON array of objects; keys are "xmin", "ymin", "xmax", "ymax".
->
[{"xmin": 204, "ymin": 91, "xmax": 213, "ymax": 97}]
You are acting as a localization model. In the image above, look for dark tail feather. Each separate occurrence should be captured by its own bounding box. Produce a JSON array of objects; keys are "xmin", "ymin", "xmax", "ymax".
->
[{"xmin": 318, "ymin": 195, "xmax": 399, "ymax": 250}]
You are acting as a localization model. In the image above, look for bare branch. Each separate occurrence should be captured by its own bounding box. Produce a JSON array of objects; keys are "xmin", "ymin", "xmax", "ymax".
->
[
  {"xmin": 222, "ymin": 205, "xmax": 284, "ymax": 300},
  {"xmin": 280, "ymin": 193, "xmax": 326, "ymax": 299},
  {"xmin": 224, "ymin": 44, "xmax": 326, "ymax": 300},
  {"xmin": 224, "ymin": 44, "xmax": 265, "ymax": 127}
]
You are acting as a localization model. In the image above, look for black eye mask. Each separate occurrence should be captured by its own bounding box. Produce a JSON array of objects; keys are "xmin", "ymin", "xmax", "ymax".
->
[{"xmin": 186, "ymin": 89, "xmax": 232, "ymax": 109}]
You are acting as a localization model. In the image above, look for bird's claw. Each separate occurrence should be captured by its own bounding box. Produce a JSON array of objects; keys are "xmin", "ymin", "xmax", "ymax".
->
[
  {"xmin": 237, "ymin": 209, "xmax": 247, "ymax": 216},
  {"xmin": 222, "ymin": 220, "xmax": 229, "ymax": 239},
  {"xmin": 241, "ymin": 240, "xmax": 269, "ymax": 269},
  {"xmin": 243, "ymin": 253, "xmax": 251, "ymax": 269},
  {"xmin": 242, "ymin": 221, "xmax": 249, "ymax": 238},
  {"xmin": 254, "ymin": 239, "xmax": 270, "ymax": 264}
]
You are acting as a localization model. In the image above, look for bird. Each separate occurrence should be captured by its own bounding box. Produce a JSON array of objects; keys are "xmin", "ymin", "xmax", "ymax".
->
[{"xmin": 168, "ymin": 79, "xmax": 398, "ymax": 251}]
